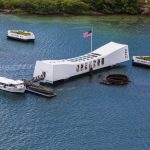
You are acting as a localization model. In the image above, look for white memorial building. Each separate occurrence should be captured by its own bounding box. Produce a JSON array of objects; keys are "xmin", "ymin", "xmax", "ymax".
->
[{"xmin": 33, "ymin": 42, "xmax": 129, "ymax": 84}]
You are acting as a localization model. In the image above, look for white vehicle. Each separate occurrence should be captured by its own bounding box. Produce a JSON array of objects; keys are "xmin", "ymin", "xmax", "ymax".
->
[
  {"xmin": 33, "ymin": 42, "xmax": 129, "ymax": 84},
  {"xmin": 0, "ymin": 77, "xmax": 26, "ymax": 93},
  {"xmin": 132, "ymin": 56, "xmax": 150, "ymax": 67},
  {"xmin": 7, "ymin": 30, "xmax": 35, "ymax": 42}
]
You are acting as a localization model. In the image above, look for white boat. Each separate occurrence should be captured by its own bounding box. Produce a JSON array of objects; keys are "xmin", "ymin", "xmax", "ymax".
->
[
  {"xmin": 7, "ymin": 30, "xmax": 35, "ymax": 42},
  {"xmin": 0, "ymin": 77, "xmax": 26, "ymax": 93},
  {"xmin": 33, "ymin": 42, "xmax": 130, "ymax": 84},
  {"xmin": 132, "ymin": 56, "xmax": 150, "ymax": 67}
]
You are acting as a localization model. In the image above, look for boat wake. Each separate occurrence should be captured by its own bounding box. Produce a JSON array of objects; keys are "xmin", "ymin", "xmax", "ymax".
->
[{"xmin": 0, "ymin": 64, "xmax": 34, "ymax": 71}]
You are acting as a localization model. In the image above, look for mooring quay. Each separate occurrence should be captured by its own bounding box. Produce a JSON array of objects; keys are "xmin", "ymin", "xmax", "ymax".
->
[{"xmin": 24, "ymin": 80, "xmax": 56, "ymax": 98}]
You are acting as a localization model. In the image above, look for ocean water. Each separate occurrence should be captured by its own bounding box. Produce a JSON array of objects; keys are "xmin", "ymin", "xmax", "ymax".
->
[{"xmin": 0, "ymin": 15, "xmax": 150, "ymax": 150}]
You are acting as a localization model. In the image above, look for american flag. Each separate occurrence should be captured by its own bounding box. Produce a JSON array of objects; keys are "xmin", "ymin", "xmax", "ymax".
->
[{"xmin": 83, "ymin": 30, "xmax": 92, "ymax": 38}]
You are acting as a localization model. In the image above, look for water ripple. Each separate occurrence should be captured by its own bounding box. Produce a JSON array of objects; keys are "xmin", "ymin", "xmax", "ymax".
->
[{"xmin": 0, "ymin": 15, "xmax": 150, "ymax": 150}]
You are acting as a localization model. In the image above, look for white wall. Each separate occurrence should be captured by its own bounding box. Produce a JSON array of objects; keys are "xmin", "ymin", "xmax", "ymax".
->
[
  {"xmin": 33, "ymin": 61, "xmax": 54, "ymax": 83},
  {"xmin": 53, "ymin": 64, "xmax": 76, "ymax": 82},
  {"xmin": 103, "ymin": 46, "xmax": 129, "ymax": 67},
  {"xmin": 33, "ymin": 46, "xmax": 129, "ymax": 83}
]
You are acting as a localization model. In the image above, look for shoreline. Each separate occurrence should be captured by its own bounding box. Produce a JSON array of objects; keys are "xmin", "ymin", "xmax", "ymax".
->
[
  {"xmin": 0, "ymin": 8, "xmax": 150, "ymax": 17},
  {"xmin": 0, "ymin": 9, "xmax": 105, "ymax": 16}
]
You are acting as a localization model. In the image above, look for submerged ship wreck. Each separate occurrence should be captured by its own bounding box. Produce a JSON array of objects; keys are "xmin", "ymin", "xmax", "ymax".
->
[
  {"xmin": 100, "ymin": 74, "xmax": 130, "ymax": 85},
  {"xmin": 33, "ymin": 42, "xmax": 129, "ymax": 84}
]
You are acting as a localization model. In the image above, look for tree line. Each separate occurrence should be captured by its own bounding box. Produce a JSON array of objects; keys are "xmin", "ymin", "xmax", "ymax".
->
[{"xmin": 0, "ymin": 0, "xmax": 142, "ymax": 15}]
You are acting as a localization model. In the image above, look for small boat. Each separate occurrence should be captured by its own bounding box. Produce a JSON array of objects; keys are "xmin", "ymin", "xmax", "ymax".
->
[
  {"xmin": 100, "ymin": 74, "xmax": 130, "ymax": 85},
  {"xmin": 7, "ymin": 30, "xmax": 35, "ymax": 42},
  {"xmin": 132, "ymin": 56, "xmax": 150, "ymax": 68},
  {"xmin": 0, "ymin": 77, "xmax": 26, "ymax": 93}
]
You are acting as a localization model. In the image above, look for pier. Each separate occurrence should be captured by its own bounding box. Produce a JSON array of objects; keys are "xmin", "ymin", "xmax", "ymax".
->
[{"xmin": 24, "ymin": 80, "xmax": 56, "ymax": 98}]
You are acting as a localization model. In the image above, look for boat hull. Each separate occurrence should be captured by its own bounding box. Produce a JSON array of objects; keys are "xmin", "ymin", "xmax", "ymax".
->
[
  {"xmin": 132, "ymin": 56, "xmax": 150, "ymax": 68},
  {"xmin": 132, "ymin": 61, "xmax": 150, "ymax": 68},
  {"xmin": 0, "ymin": 86, "xmax": 26, "ymax": 93},
  {"xmin": 7, "ymin": 36, "xmax": 35, "ymax": 42}
]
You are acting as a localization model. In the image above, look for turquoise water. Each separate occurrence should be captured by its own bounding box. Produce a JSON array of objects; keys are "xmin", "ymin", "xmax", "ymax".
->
[{"xmin": 0, "ymin": 15, "xmax": 150, "ymax": 150}]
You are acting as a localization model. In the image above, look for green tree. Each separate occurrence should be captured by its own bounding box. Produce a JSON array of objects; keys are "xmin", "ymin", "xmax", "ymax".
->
[{"xmin": 62, "ymin": 0, "xmax": 89, "ymax": 14}]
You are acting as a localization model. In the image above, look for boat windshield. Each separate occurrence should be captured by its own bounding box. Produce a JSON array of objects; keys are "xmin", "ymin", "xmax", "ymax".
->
[{"xmin": 7, "ymin": 83, "xmax": 24, "ymax": 87}]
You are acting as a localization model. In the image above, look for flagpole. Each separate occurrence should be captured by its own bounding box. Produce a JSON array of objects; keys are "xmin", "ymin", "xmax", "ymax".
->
[{"xmin": 91, "ymin": 27, "xmax": 93, "ymax": 52}]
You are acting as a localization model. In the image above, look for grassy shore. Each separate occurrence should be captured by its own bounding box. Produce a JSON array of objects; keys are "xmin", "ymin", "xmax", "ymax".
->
[{"xmin": 0, "ymin": 0, "xmax": 149, "ymax": 16}]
